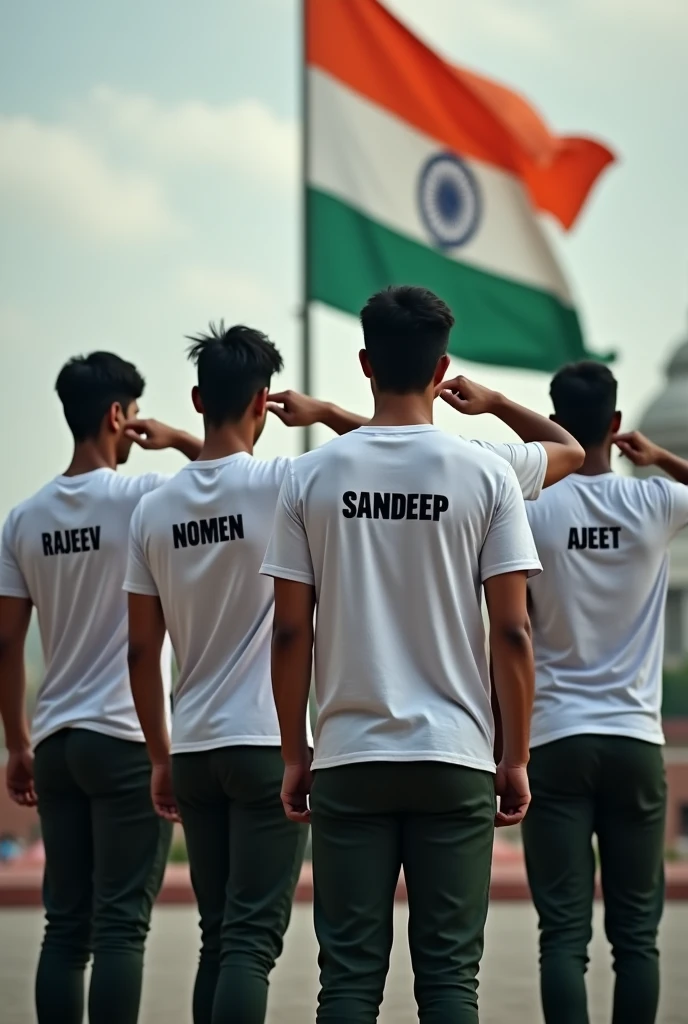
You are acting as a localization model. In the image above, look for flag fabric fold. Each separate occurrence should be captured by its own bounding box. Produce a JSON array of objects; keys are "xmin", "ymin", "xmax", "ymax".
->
[{"xmin": 306, "ymin": 0, "xmax": 615, "ymax": 371}]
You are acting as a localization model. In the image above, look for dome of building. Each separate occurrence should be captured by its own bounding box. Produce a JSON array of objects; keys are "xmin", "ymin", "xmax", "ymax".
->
[{"xmin": 636, "ymin": 326, "xmax": 688, "ymax": 462}]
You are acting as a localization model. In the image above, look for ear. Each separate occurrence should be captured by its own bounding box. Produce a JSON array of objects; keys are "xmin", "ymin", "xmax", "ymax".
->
[
  {"xmin": 253, "ymin": 387, "xmax": 268, "ymax": 417},
  {"xmin": 106, "ymin": 401, "xmax": 124, "ymax": 434},
  {"xmin": 612, "ymin": 410, "xmax": 622, "ymax": 433},
  {"xmin": 433, "ymin": 354, "xmax": 451, "ymax": 387},
  {"xmin": 359, "ymin": 349, "xmax": 373, "ymax": 380},
  {"xmin": 191, "ymin": 385, "xmax": 204, "ymax": 415}
]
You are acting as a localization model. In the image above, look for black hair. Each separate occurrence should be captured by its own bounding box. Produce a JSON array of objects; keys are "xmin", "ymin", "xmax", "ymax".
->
[
  {"xmin": 186, "ymin": 321, "xmax": 283, "ymax": 426},
  {"xmin": 550, "ymin": 361, "xmax": 618, "ymax": 447},
  {"xmin": 55, "ymin": 352, "xmax": 145, "ymax": 442},
  {"xmin": 359, "ymin": 286, "xmax": 454, "ymax": 393}
]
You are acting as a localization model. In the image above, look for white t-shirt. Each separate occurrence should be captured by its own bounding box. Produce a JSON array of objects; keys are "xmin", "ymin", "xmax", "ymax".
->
[
  {"xmin": 124, "ymin": 454, "xmax": 311, "ymax": 754},
  {"xmin": 261, "ymin": 425, "xmax": 542, "ymax": 773},
  {"xmin": 526, "ymin": 473, "xmax": 688, "ymax": 748},
  {"xmin": 0, "ymin": 469, "xmax": 172, "ymax": 749}
]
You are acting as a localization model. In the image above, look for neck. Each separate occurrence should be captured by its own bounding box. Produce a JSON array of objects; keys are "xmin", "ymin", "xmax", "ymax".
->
[
  {"xmin": 369, "ymin": 390, "xmax": 434, "ymax": 427},
  {"xmin": 576, "ymin": 442, "xmax": 613, "ymax": 476},
  {"xmin": 197, "ymin": 421, "xmax": 255, "ymax": 461},
  {"xmin": 63, "ymin": 440, "xmax": 117, "ymax": 476}
]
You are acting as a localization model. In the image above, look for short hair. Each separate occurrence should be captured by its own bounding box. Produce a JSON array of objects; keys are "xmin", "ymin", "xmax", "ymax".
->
[
  {"xmin": 55, "ymin": 352, "xmax": 145, "ymax": 442},
  {"xmin": 186, "ymin": 321, "xmax": 283, "ymax": 426},
  {"xmin": 360, "ymin": 286, "xmax": 455, "ymax": 393},
  {"xmin": 550, "ymin": 361, "xmax": 618, "ymax": 447}
]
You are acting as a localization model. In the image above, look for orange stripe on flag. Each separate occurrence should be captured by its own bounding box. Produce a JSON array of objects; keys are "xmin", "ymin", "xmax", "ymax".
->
[{"xmin": 307, "ymin": 0, "xmax": 615, "ymax": 229}]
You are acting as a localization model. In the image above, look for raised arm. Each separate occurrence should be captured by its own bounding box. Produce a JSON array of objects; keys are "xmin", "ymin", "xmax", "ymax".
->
[
  {"xmin": 0, "ymin": 596, "xmax": 35, "ymax": 806},
  {"xmin": 127, "ymin": 593, "xmax": 179, "ymax": 822},
  {"xmin": 614, "ymin": 431, "xmax": 688, "ymax": 485},
  {"xmin": 268, "ymin": 391, "xmax": 368, "ymax": 436},
  {"xmin": 437, "ymin": 375, "xmax": 584, "ymax": 486},
  {"xmin": 271, "ymin": 578, "xmax": 316, "ymax": 822},
  {"xmin": 124, "ymin": 419, "xmax": 203, "ymax": 461},
  {"xmin": 484, "ymin": 571, "xmax": 534, "ymax": 826}
]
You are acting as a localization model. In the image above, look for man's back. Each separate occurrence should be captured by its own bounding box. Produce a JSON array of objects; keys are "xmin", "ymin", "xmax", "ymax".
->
[
  {"xmin": 0, "ymin": 468, "xmax": 169, "ymax": 746},
  {"xmin": 263, "ymin": 424, "xmax": 541, "ymax": 771},
  {"xmin": 126, "ymin": 453, "xmax": 291, "ymax": 752},
  {"xmin": 527, "ymin": 472, "xmax": 688, "ymax": 747}
]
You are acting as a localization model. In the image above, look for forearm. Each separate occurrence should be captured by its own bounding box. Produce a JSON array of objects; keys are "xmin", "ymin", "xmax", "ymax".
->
[
  {"xmin": 489, "ymin": 393, "xmax": 569, "ymax": 445},
  {"xmin": 0, "ymin": 648, "xmax": 30, "ymax": 752},
  {"xmin": 128, "ymin": 653, "xmax": 170, "ymax": 764},
  {"xmin": 272, "ymin": 625, "xmax": 313, "ymax": 764},
  {"xmin": 317, "ymin": 402, "xmax": 368, "ymax": 436},
  {"xmin": 490, "ymin": 662, "xmax": 504, "ymax": 764},
  {"xmin": 490, "ymin": 628, "xmax": 534, "ymax": 765},
  {"xmin": 172, "ymin": 431, "xmax": 202, "ymax": 461},
  {"xmin": 655, "ymin": 449, "xmax": 688, "ymax": 486}
]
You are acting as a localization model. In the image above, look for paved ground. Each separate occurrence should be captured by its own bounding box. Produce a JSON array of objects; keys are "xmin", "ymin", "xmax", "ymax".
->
[{"xmin": 2, "ymin": 904, "xmax": 687, "ymax": 1023}]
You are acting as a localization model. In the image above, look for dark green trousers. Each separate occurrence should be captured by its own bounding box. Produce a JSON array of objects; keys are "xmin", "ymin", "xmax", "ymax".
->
[
  {"xmin": 33, "ymin": 728, "xmax": 172, "ymax": 1024},
  {"xmin": 172, "ymin": 745, "xmax": 308, "ymax": 1024},
  {"xmin": 522, "ymin": 735, "xmax": 666, "ymax": 1024},
  {"xmin": 311, "ymin": 761, "xmax": 496, "ymax": 1024}
]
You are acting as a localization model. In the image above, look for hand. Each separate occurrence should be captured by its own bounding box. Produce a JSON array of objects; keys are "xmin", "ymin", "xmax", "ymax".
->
[
  {"xmin": 281, "ymin": 761, "xmax": 312, "ymax": 823},
  {"xmin": 150, "ymin": 761, "xmax": 181, "ymax": 823},
  {"xmin": 494, "ymin": 762, "xmax": 530, "ymax": 827},
  {"xmin": 613, "ymin": 431, "xmax": 662, "ymax": 468},
  {"xmin": 124, "ymin": 419, "xmax": 181, "ymax": 451},
  {"xmin": 6, "ymin": 748, "xmax": 37, "ymax": 808},
  {"xmin": 435, "ymin": 375, "xmax": 501, "ymax": 417},
  {"xmin": 267, "ymin": 391, "xmax": 325, "ymax": 429}
]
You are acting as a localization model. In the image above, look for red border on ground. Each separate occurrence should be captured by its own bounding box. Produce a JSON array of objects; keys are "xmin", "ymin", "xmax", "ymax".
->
[{"xmin": 1, "ymin": 861, "xmax": 687, "ymax": 908}]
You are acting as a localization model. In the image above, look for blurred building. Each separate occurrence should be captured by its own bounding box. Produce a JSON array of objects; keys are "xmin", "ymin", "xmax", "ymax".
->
[{"xmin": 636, "ymin": 322, "xmax": 688, "ymax": 852}]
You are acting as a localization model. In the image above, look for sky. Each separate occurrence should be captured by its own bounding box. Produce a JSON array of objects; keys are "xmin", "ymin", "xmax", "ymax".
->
[{"xmin": 1, "ymin": 0, "xmax": 687, "ymax": 522}]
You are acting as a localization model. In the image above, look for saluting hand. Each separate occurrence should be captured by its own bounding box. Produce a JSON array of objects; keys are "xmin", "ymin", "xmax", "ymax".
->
[
  {"xmin": 435, "ymin": 375, "xmax": 500, "ymax": 417},
  {"xmin": 613, "ymin": 431, "xmax": 661, "ymax": 468},
  {"xmin": 151, "ymin": 761, "xmax": 181, "ymax": 824},
  {"xmin": 267, "ymin": 391, "xmax": 324, "ymax": 429},
  {"xmin": 124, "ymin": 419, "xmax": 179, "ymax": 451}
]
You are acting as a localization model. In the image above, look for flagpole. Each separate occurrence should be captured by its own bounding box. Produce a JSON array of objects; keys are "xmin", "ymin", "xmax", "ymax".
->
[{"xmin": 301, "ymin": 0, "xmax": 313, "ymax": 454}]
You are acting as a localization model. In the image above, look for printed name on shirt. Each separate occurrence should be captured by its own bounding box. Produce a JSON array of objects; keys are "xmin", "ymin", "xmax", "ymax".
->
[
  {"xmin": 42, "ymin": 527, "xmax": 101, "ymax": 556},
  {"xmin": 173, "ymin": 515, "xmax": 244, "ymax": 550},
  {"xmin": 568, "ymin": 526, "xmax": 622, "ymax": 551},
  {"xmin": 342, "ymin": 491, "xmax": 449, "ymax": 521}
]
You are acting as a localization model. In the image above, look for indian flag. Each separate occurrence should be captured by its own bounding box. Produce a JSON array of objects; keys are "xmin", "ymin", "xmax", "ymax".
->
[{"xmin": 306, "ymin": 0, "xmax": 615, "ymax": 371}]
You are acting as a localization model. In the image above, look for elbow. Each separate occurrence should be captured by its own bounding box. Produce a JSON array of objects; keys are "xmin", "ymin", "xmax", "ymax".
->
[
  {"xmin": 568, "ymin": 441, "xmax": 585, "ymax": 473},
  {"xmin": 493, "ymin": 623, "xmax": 532, "ymax": 655},
  {"xmin": 272, "ymin": 620, "xmax": 310, "ymax": 652}
]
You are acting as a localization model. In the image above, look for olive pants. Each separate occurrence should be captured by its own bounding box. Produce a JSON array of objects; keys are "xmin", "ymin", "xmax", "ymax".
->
[
  {"xmin": 33, "ymin": 728, "xmax": 172, "ymax": 1024},
  {"xmin": 310, "ymin": 761, "xmax": 497, "ymax": 1024},
  {"xmin": 522, "ymin": 735, "xmax": 666, "ymax": 1024},
  {"xmin": 172, "ymin": 746, "xmax": 308, "ymax": 1024}
]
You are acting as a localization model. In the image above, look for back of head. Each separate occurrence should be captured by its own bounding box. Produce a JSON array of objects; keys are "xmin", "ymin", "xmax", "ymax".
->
[
  {"xmin": 550, "ymin": 361, "xmax": 618, "ymax": 447},
  {"xmin": 360, "ymin": 286, "xmax": 454, "ymax": 393},
  {"xmin": 187, "ymin": 322, "xmax": 283, "ymax": 426},
  {"xmin": 55, "ymin": 351, "xmax": 145, "ymax": 441}
]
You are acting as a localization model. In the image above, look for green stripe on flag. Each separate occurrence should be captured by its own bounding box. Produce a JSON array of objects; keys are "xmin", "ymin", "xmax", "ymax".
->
[{"xmin": 308, "ymin": 188, "xmax": 598, "ymax": 372}]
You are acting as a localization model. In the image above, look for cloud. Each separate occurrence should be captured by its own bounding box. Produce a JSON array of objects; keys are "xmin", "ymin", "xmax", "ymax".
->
[
  {"xmin": 89, "ymin": 88, "xmax": 298, "ymax": 191},
  {"xmin": 389, "ymin": 0, "xmax": 553, "ymax": 55},
  {"xmin": 0, "ymin": 115, "xmax": 180, "ymax": 241},
  {"xmin": 177, "ymin": 267, "xmax": 281, "ymax": 327}
]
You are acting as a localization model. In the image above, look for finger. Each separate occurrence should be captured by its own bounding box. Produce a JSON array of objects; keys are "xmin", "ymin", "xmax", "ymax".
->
[
  {"xmin": 285, "ymin": 807, "xmax": 311, "ymax": 824},
  {"xmin": 267, "ymin": 392, "xmax": 290, "ymax": 404},
  {"xmin": 439, "ymin": 391, "xmax": 468, "ymax": 412},
  {"xmin": 126, "ymin": 432, "xmax": 155, "ymax": 449},
  {"xmin": 267, "ymin": 404, "xmax": 290, "ymax": 424},
  {"xmin": 495, "ymin": 809, "xmax": 525, "ymax": 827},
  {"xmin": 123, "ymin": 419, "xmax": 152, "ymax": 435}
]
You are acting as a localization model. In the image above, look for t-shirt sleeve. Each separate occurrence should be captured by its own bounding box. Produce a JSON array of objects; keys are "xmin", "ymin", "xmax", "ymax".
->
[
  {"xmin": 468, "ymin": 440, "xmax": 547, "ymax": 500},
  {"xmin": 260, "ymin": 466, "xmax": 315, "ymax": 585},
  {"xmin": 0, "ymin": 514, "xmax": 30, "ymax": 599},
  {"xmin": 652, "ymin": 477, "xmax": 688, "ymax": 539},
  {"xmin": 123, "ymin": 503, "xmax": 159, "ymax": 597},
  {"xmin": 480, "ymin": 465, "xmax": 543, "ymax": 583}
]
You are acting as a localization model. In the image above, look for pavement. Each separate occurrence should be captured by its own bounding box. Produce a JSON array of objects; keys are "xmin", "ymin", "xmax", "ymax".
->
[{"xmin": 2, "ymin": 903, "xmax": 687, "ymax": 1023}]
